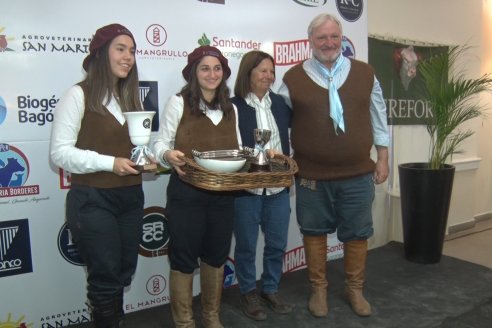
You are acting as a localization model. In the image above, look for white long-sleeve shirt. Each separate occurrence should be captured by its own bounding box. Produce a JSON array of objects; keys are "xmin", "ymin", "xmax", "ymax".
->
[
  {"xmin": 50, "ymin": 85, "xmax": 125, "ymax": 173},
  {"xmin": 153, "ymin": 94, "xmax": 242, "ymax": 168}
]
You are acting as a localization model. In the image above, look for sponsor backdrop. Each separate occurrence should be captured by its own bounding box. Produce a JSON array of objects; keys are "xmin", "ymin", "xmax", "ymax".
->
[{"xmin": 0, "ymin": 0, "xmax": 367, "ymax": 326}]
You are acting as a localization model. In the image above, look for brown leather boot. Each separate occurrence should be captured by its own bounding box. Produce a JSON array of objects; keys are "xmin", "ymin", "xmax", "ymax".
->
[
  {"xmin": 303, "ymin": 235, "xmax": 328, "ymax": 317},
  {"xmin": 200, "ymin": 262, "xmax": 224, "ymax": 328},
  {"xmin": 344, "ymin": 240, "xmax": 372, "ymax": 317},
  {"xmin": 170, "ymin": 270, "xmax": 196, "ymax": 328}
]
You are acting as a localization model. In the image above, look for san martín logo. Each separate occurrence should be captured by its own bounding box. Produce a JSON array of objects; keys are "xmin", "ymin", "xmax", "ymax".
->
[
  {"xmin": 274, "ymin": 35, "xmax": 356, "ymax": 66},
  {"xmin": 0, "ymin": 143, "xmax": 40, "ymax": 199},
  {"xmin": 0, "ymin": 313, "xmax": 33, "ymax": 328},
  {"xmin": 20, "ymin": 29, "xmax": 90, "ymax": 54}
]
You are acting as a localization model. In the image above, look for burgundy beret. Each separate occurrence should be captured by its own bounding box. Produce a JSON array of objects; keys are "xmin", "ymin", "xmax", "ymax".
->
[
  {"xmin": 182, "ymin": 45, "xmax": 231, "ymax": 82},
  {"xmin": 83, "ymin": 23, "xmax": 136, "ymax": 71}
]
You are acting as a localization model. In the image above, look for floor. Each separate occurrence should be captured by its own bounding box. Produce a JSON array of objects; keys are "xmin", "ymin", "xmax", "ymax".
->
[
  {"xmin": 442, "ymin": 218, "xmax": 492, "ymax": 269},
  {"xmin": 70, "ymin": 220, "xmax": 492, "ymax": 328}
]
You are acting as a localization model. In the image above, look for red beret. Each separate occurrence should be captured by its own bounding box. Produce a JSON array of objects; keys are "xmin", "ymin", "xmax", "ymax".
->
[
  {"xmin": 83, "ymin": 23, "xmax": 136, "ymax": 71},
  {"xmin": 182, "ymin": 46, "xmax": 231, "ymax": 82}
]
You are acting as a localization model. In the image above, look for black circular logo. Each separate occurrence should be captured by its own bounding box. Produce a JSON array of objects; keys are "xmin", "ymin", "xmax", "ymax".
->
[{"xmin": 336, "ymin": 0, "xmax": 363, "ymax": 22}]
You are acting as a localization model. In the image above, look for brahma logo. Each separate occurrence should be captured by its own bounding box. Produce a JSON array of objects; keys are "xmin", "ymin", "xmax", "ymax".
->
[
  {"xmin": 0, "ymin": 143, "xmax": 40, "ymax": 198},
  {"xmin": 0, "ymin": 27, "xmax": 15, "ymax": 52},
  {"xmin": 292, "ymin": 0, "xmax": 327, "ymax": 7},
  {"xmin": 274, "ymin": 39, "xmax": 310, "ymax": 66},
  {"xmin": 0, "ymin": 313, "xmax": 33, "ymax": 328},
  {"xmin": 274, "ymin": 36, "xmax": 356, "ymax": 66},
  {"xmin": 139, "ymin": 207, "xmax": 170, "ymax": 257},
  {"xmin": 0, "ymin": 218, "xmax": 33, "ymax": 278},
  {"xmin": 283, "ymin": 242, "xmax": 344, "ymax": 273},
  {"xmin": 0, "ymin": 96, "xmax": 6, "ymax": 125},
  {"xmin": 337, "ymin": 0, "xmax": 364, "ymax": 22}
]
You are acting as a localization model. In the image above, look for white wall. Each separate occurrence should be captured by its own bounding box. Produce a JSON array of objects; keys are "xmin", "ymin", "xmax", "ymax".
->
[{"xmin": 368, "ymin": 0, "xmax": 492, "ymax": 240}]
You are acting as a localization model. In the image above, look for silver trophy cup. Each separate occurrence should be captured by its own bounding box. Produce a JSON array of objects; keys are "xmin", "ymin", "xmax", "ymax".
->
[
  {"xmin": 123, "ymin": 111, "xmax": 157, "ymax": 172},
  {"xmin": 249, "ymin": 128, "xmax": 272, "ymax": 172}
]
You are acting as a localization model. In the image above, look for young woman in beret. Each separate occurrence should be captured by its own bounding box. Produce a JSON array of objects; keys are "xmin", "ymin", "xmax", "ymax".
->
[
  {"xmin": 50, "ymin": 23, "xmax": 143, "ymax": 328},
  {"xmin": 153, "ymin": 45, "xmax": 240, "ymax": 328}
]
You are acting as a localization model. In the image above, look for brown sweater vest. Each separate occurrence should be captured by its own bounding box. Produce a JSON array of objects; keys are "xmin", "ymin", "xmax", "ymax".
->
[
  {"xmin": 175, "ymin": 99, "xmax": 239, "ymax": 158},
  {"xmin": 71, "ymin": 94, "xmax": 142, "ymax": 188},
  {"xmin": 283, "ymin": 59, "xmax": 375, "ymax": 180}
]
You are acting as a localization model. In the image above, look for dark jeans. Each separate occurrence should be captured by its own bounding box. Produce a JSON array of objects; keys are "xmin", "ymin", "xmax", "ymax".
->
[
  {"xmin": 167, "ymin": 173, "xmax": 234, "ymax": 273},
  {"xmin": 295, "ymin": 174, "xmax": 374, "ymax": 242},
  {"xmin": 66, "ymin": 184, "xmax": 144, "ymax": 307}
]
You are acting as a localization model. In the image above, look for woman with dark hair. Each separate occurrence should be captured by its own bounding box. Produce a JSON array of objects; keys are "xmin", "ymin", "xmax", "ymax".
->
[
  {"xmin": 50, "ymin": 23, "xmax": 144, "ymax": 327},
  {"xmin": 153, "ymin": 45, "xmax": 240, "ymax": 328},
  {"xmin": 232, "ymin": 50, "xmax": 292, "ymax": 321}
]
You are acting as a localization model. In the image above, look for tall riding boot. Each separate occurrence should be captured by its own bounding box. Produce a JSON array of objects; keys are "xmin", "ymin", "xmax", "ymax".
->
[
  {"xmin": 344, "ymin": 239, "xmax": 372, "ymax": 316},
  {"xmin": 303, "ymin": 235, "xmax": 328, "ymax": 317},
  {"xmin": 200, "ymin": 262, "xmax": 224, "ymax": 328},
  {"xmin": 170, "ymin": 270, "xmax": 196, "ymax": 328}
]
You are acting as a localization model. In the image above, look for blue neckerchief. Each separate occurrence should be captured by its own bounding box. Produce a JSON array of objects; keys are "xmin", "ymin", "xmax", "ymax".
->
[{"xmin": 316, "ymin": 54, "xmax": 346, "ymax": 134}]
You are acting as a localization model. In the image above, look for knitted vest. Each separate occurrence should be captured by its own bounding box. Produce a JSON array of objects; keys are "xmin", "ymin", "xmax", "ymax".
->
[
  {"xmin": 71, "ymin": 87, "xmax": 141, "ymax": 188},
  {"xmin": 283, "ymin": 59, "xmax": 375, "ymax": 180},
  {"xmin": 231, "ymin": 93, "xmax": 291, "ymax": 156},
  {"xmin": 175, "ymin": 99, "xmax": 239, "ymax": 158}
]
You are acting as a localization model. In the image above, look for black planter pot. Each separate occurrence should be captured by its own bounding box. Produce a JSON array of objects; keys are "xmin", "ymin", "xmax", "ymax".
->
[{"xmin": 398, "ymin": 163, "xmax": 455, "ymax": 264}]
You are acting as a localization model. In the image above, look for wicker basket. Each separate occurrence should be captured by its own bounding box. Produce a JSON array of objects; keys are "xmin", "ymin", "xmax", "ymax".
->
[{"xmin": 179, "ymin": 154, "xmax": 298, "ymax": 191}]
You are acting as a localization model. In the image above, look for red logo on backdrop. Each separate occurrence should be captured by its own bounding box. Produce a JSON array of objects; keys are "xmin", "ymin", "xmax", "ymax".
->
[
  {"xmin": 273, "ymin": 39, "xmax": 311, "ymax": 66},
  {"xmin": 59, "ymin": 168, "xmax": 71, "ymax": 189},
  {"xmin": 274, "ymin": 36, "xmax": 357, "ymax": 67}
]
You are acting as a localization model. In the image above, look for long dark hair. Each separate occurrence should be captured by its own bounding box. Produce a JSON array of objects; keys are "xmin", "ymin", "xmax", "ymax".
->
[
  {"xmin": 234, "ymin": 51, "xmax": 275, "ymax": 98},
  {"xmin": 179, "ymin": 59, "xmax": 234, "ymax": 118},
  {"xmin": 82, "ymin": 41, "xmax": 142, "ymax": 114}
]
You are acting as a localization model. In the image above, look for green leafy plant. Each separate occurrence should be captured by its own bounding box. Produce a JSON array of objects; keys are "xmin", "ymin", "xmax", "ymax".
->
[{"xmin": 419, "ymin": 45, "xmax": 492, "ymax": 169}]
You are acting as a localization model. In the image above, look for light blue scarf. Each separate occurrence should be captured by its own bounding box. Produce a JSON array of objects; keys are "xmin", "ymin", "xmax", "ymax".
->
[{"xmin": 316, "ymin": 55, "xmax": 346, "ymax": 134}]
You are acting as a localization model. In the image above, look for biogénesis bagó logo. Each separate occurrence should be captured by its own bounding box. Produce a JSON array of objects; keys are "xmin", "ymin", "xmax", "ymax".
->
[
  {"xmin": 0, "ymin": 143, "xmax": 39, "ymax": 198},
  {"xmin": 0, "ymin": 218, "xmax": 33, "ymax": 278}
]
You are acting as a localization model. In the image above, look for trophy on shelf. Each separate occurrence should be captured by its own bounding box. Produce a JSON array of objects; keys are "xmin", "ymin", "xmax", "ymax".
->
[
  {"xmin": 123, "ymin": 111, "xmax": 157, "ymax": 172},
  {"xmin": 249, "ymin": 128, "xmax": 272, "ymax": 172}
]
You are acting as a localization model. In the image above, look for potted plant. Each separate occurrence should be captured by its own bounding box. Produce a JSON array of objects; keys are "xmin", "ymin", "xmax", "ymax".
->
[{"xmin": 398, "ymin": 45, "xmax": 492, "ymax": 263}]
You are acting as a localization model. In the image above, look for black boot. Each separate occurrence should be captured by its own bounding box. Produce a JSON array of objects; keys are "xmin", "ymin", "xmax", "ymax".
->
[
  {"xmin": 116, "ymin": 291, "xmax": 126, "ymax": 327},
  {"xmin": 92, "ymin": 301, "xmax": 119, "ymax": 328}
]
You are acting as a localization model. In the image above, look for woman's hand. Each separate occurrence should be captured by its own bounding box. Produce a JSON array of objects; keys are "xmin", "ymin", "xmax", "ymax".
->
[
  {"xmin": 113, "ymin": 157, "xmax": 140, "ymax": 176},
  {"xmin": 266, "ymin": 149, "xmax": 281, "ymax": 159},
  {"xmin": 165, "ymin": 149, "xmax": 186, "ymax": 176}
]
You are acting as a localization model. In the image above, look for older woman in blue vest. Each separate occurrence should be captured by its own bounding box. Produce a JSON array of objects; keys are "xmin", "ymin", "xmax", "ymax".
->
[{"xmin": 231, "ymin": 50, "xmax": 292, "ymax": 321}]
